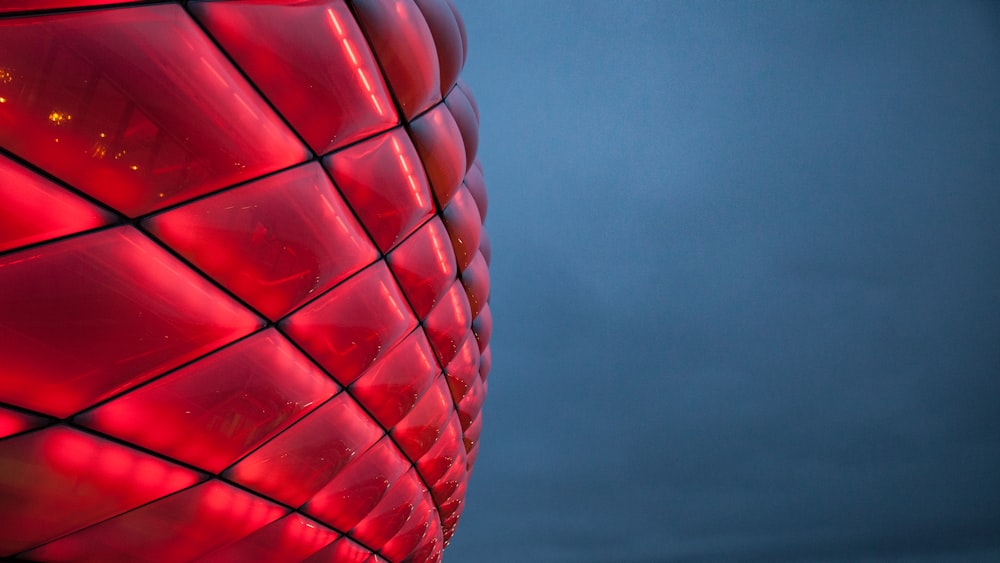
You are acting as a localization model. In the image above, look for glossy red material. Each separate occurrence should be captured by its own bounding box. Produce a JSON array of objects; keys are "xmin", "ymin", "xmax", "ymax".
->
[
  {"xmin": 0, "ymin": 155, "xmax": 115, "ymax": 253},
  {"xmin": 0, "ymin": 426, "xmax": 203, "ymax": 556},
  {"xmin": 190, "ymin": 0, "xmax": 398, "ymax": 155},
  {"xmin": 144, "ymin": 163, "xmax": 378, "ymax": 320},
  {"xmin": 324, "ymin": 128, "xmax": 435, "ymax": 252},
  {"xmin": 352, "ymin": 0, "xmax": 441, "ymax": 118},
  {"xmin": 0, "ymin": 2, "xmax": 488, "ymax": 560},
  {"xmin": 0, "ymin": 4, "xmax": 308, "ymax": 217},
  {"xmin": 78, "ymin": 329, "xmax": 338, "ymax": 473},
  {"xmin": 281, "ymin": 262, "xmax": 417, "ymax": 386},
  {"xmin": 0, "ymin": 226, "xmax": 263, "ymax": 418}
]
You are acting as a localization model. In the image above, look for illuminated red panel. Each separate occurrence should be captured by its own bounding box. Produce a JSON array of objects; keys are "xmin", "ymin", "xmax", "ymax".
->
[
  {"xmin": 423, "ymin": 280, "xmax": 473, "ymax": 366},
  {"xmin": 323, "ymin": 128, "xmax": 434, "ymax": 252},
  {"xmin": 406, "ymin": 526, "xmax": 445, "ymax": 563},
  {"xmin": 0, "ymin": 227, "xmax": 263, "ymax": 417},
  {"xmin": 386, "ymin": 217, "xmax": 457, "ymax": 319},
  {"xmin": 472, "ymin": 302, "xmax": 492, "ymax": 353},
  {"xmin": 442, "ymin": 184, "xmax": 482, "ymax": 271},
  {"xmin": 479, "ymin": 345, "xmax": 492, "ymax": 381},
  {"xmin": 226, "ymin": 392, "xmax": 383, "ymax": 508},
  {"xmin": 352, "ymin": 0, "xmax": 440, "ymax": 118},
  {"xmin": 443, "ymin": 331, "xmax": 480, "ymax": 404},
  {"xmin": 0, "ymin": 4, "xmax": 307, "ymax": 217},
  {"xmin": 304, "ymin": 438, "xmax": 410, "ymax": 532},
  {"xmin": 463, "ymin": 412, "xmax": 482, "ymax": 454},
  {"xmin": 461, "ymin": 251, "xmax": 490, "ymax": 319},
  {"xmin": 0, "ymin": 426, "xmax": 203, "ymax": 556},
  {"xmin": 415, "ymin": 0, "xmax": 465, "ymax": 97},
  {"xmin": 416, "ymin": 414, "xmax": 465, "ymax": 486},
  {"xmin": 349, "ymin": 469, "xmax": 425, "ymax": 551},
  {"xmin": 281, "ymin": 262, "xmax": 416, "ymax": 386},
  {"xmin": 144, "ymin": 163, "xmax": 377, "ymax": 320},
  {"xmin": 190, "ymin": 0, "xmax": 398, "ymax": 155},
  {"xmin": 349, "ymin": 329, "xmax": 440, "ymax": 430},
  {"xmin": 380, "ymin": 495, "xmax": 438, "ymax": 563},
  {"xmin": 0, "ymin": 0, "xmax": 144, "ymax": 12},
  {"xmin": 78, "ymin": 329, "xmax": 337, "ymax": 473},
  {"xmin": 391, "ymin": 376, "xmax": 453, "ymax": 461},
  {"xmin": 0, "ymin": 155, "xmax": 116, "ymax": 253},
  {"xmin": 429, "ymin": 442, "xmax": 466, "ymax": 506},
  {"xmin": 410, "ymin": 103, "xmax": 467, "ymax": 208},
  {"xmin": 0, "ymin": 406, "xmax": 49, "ymax": 439},
  {"xmin": 457, "ymin": 373, "xmax": 485, "ymax": 431},
  {"xmin": 23, "ymin": 480, "xmax": 286, "ymax": 562},
  {"xmin": 439, "ymin": 482, "xmax": 465, "ymax": 541},
  {"xmin": 464, "ymin": 159, "xmax": 488, "ymax": 221},
  {"xmin": 445, "ymin": 86, "xmax": 480, "ymax": 171},
  {"xmin": 479, "ymin": 226, "xmax": 492, "ymax": 266},
  {"xmin": 197, "ymin": 513, "xmax": 340, "ymax": 562},
  {"xmin": 302, "ymin": 537, "xmax": 376, "ymax": 563}
]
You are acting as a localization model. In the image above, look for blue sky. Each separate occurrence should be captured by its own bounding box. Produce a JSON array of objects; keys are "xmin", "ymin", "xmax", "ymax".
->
[{"xmin": 446, "ymin": 1, "xmax": 1000, "ymax": 561}]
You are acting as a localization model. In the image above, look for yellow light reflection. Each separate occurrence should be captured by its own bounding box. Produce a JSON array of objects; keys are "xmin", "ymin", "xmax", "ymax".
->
[{"xmin": 48, "ymin": 111, "xmax": 72, "ymax": 124}]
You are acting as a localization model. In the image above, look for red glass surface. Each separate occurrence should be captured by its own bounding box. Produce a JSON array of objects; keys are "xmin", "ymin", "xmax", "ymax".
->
[
  {"xmin": 24, "ymin": 480, "xmax": 287, "ymax": 562},
  {"xmin": 479, "ymin": 225, "xmax": 492, "ymax": 265},
  {"xmin": 443, "ymin": 331, "xmax": 481, "ymax": 404},
  {"xmin": 352, "ymin": 0, "xmax": 441, "ymax": 118},
  {"xmin": 196, "ymin": 513, "xmax": 341, "ymax": 562},
  {"xmin": 0, "ymin": 0, "xmax": 146, "ymax": 12},
  {"xmin": 464, "ymin": 158, "xmax": 489, "ymax": 221},
  {"xmin": 429, "ymin": 442, "xmax": 465, "ymax": 507},
  {"xmin": 0, "ymin": 426, "xmax": 203, "ymax": 556},
  {"xmin": 78, "ymin": 329, "xmax": 338, "ymax": 474},
  {"xmin": 144, "ymin": 162, "xmax": 377, "ymax": 320},
  {"xmin": 190, "ymin": 0, "xmax": 398, "ymax": 155},
  {"xmin": 423, "ymin": 280, "xmax": 473, "ymax": 366},
  {"xmin": 226, "ymin": 392, "xmax": 383, "ymax": 508},
  {"xmin": 386, "ymin": 217, "xmax": 457, "ymax": 319},
  {"xmin": 410, "ymin": 102, "xmax": 467, "ymax": 207},
  {"xmin": 391, "ymin": 376, "xmax": 453, "ymax": 461},
  {"xmin": 349, "ymin": 329, "xmax": 440, "ymax": 430},
  {"xmin": 480, "ymin": 344, "xmax": 493, "ymax": 381},
  {"xmin": 304, "ymin": 438, "xmax": 411, "ymax": 532},
  {"xmin": 415, "ymin": 0, "xmax": 466, "ymax": 97},
  {"xmin": 302, "ymin": 537, "xmax": 377, "ymax": 563},
  {"xmin": 442, "ymin": 183, "xmax": 483, "ymax": 271},
  {"xmin": 416, "ymin": 414, "xmax": 465, "ymax": 486},
  {"xmin": 324, "ymin": 128, "xmax": 435, "ymax": 252},
  {"xmin": 350, "ymin": 469, "xmax": 425, "ymax": 550},
  {"xmin": 457, "ymin": 374, "xmax": 485, "ymax": 431},
  {"xmin": 0, "ymin": 406, "xmax": 48, "ymax": 439},
  {"xmin": 0, "ymin": 226, "xmax": 263, "ymax": 417},
  {"xmin": 281, "ymin": 262, "xmax": 417, "ymax": 386},
  {"xmin": 472, "ymin": 302, "xmax": 493, "ymax": 354},
  {"xmin": 0, "ymin": 4, "xmax": 307, "ymax": 217},
  {"xmin": 445, "ymin": 86, "xmax": 480, "ymax": 171},
  {"xmin": 380, "ymin": 495, "xmax": 439, "ymax": 562},
  {"xmin": 463, "ymin": 412, "xmax": 482, "ymax": 454},
  {"xmin": 0, "ymin": 155, "xmax": 116, "ymax": 253},
  {"xmin": 461, "ymin": 250, "xmax": 490, "ymax": 319}
]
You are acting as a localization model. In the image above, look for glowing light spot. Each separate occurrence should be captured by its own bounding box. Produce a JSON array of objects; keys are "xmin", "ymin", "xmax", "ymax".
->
[{"xmin": 130, "ymin": 165, "xmax": 139, "ymax": 171}]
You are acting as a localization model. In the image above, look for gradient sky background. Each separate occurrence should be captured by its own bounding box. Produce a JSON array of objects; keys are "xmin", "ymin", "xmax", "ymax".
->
[{"xmin": 443, "ymin": 2, "xmax": 1000, "ymax": 562}]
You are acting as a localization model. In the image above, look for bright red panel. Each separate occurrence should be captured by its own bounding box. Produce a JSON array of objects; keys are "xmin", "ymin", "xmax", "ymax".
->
[
  {"xmin": 0, "ymin": 4, "xmax": 307, "ymax": 217},
  {"xmin": 0, "ymin": 406, "xmax": 49, "ymax": 440},
  {"xmin": 301, "ymin": 537, "xmax": 376, "ymax": 563},
  {"xmin": 349, "ymin": 469, "xmax": 425, "ymax": 551},
  {"xmin": 479, "ymin": 344, "xmax": 492, "ymax": 381},
  {"xmin": 0, "ymin": 0, "xmax": 146, "ymax": 12},
  {"xmin": 423, "ymin": 280, "xmax": 473, "ymax": 366},
  {"xmin": 226, "ymin": 392, "xmax": 383, "ymax": 508},
  {"xmin": 323, "ymin": 128, "xmax": 434, "ymax": 252},
  {"xmin": 304, "ymin": 438, "xmax": 410, "ymax": 532},
  {"xmin": 457, "ymin": 373, "xmax": 485, "ymax": 431},
  {"xmin": 415, "ymin": 0, "xmax": 465, "ymax": 97},
  {"xmin": 190, "ymin": 0, "xmax": 398, "ymax": 155},
  {"xmin": 78, "ymin": 329, "xmax": 338, "ymax": 474},
  {"xmin": 144, "ymin": 162, "xmax": 377, "ymax": 320},
  {"xmin": 386, "ymin": 217, "xmax": 457, "ymax": 320},
  {"xmin": 24, "ymin": 480, "xmax": 286, "ymax": 562},
  {"xmin": 349, "ymin": 329, "xmax": 440, "ymax": 430},
  {"xmin": 281, "ymin": 261, "xmax": 417, "ymax": 386},
  {"xmin": 416, "ymin": 414, "xmax": 465, "ymax": 486},
  {"xmin": 0, "ymin": 426, "xmax": 203, "ymax": 556},
  {"xmin": 442, "ymin": 183, "xmax": 482, "ymax": 271},
  {"xmin": 461, "ymin": 251, "xmax": 490, "ymax": 320},
  {"xmin": 464, "ymin": 158, "xmax": 488, "ymax": 221},
  {"xmin": 429, "ymin": 441, "xmax": 465, "ymax": 506},
  {"xmin": 352, "ymin": 0, "xmax": 440, "ymax": 118},
  {"xmin": 391, "ymin": 376, "xmax": 454, "ymax": 461},
  {"xmin": 409, "ymin": 102, "xmax": 466, "ymax": 207},
  {"xmin": 381, "ymin": 495, "xmax": 441, "ymax": 562},
  {"xmin": 444, "ymin": 86, "xmax": 480, "ymax": 171},
  {"xmin": 443, "ymin": 331, "xmax": 479, "ymax": 404},
  {"xmin": 472, "ymin": 302, "xmax": 492, "ymax": 353},
  {"xmin": 463, "ymin": 412, "xmax": 482, "ymax": 454},
  {"xmin": 0, "ymin": 226, "xmax": 263, "ymax": 418},
  {"xmin": 0, "ymin": 154, "xmax": 116, "ymax": 253},
  {"xmin": 196, "ymin": 513, "xmax": 340, "ymax": 562}
]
